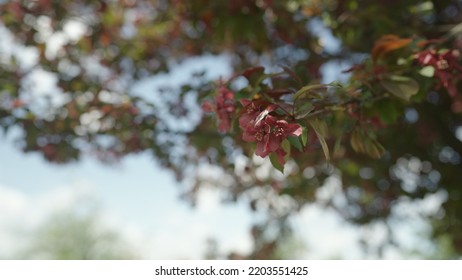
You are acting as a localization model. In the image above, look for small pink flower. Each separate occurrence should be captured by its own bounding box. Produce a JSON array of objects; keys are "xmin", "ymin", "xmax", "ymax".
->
[
  {"xmin": 201, "ymin": 85, "xmax": 235, "ymax": 133},
  {"xmin": 240, "ymin": 104, "xmax": 302, "ymax": 165},
  {"xmin": 238, "ymin": 99, "xmax": 276, "ymax": 130}
]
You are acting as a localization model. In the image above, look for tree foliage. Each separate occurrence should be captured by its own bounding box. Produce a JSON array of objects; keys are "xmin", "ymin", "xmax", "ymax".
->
[
  {"xmin": 1, "ymin": 0, "xmax": 462, "ymax": 257},
  {"xmin": 19, "ymin": 209, "xmax": 138, "ymax": 260}
]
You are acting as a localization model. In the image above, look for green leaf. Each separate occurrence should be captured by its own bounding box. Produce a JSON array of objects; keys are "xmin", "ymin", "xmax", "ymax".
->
[
  {"xmin": 309, "ymin": 118, "xmax": 328, "ymax": 137},
  {"xmin": 293, "ymin": 99, "xmax": 314, "ymax": 119},
  {"xmin": 269, "ymin": 153, "xmax": 284, "ymax": 173},
  {"xmin": 350, "ymin": 128, "xmax": 385, "ymax": 159},
  {"xmin": 333, "ymin": 131, "xmax": 344, "ymax": 157},
  {"xmin": 448, "ymin": 21, "xmax": 462, "ymax": 37},
  {"xmin": 365, "ymin": 137, "xmax": 386, "ymax": 159},
  {"xmin": 293, "ymin": 83, "xmax": 343, "ymax": 119},
  {"xmin": 281, "ymin": 139, "xmax": 291, "ymax": 163},
  {"xmin": 242, "ymin": 66, "xmax": 265, "ymax": 85},
  {"xmin": 293, "ymin": 84, "xmax": 327, "ymax": 100},
  {"xmin": 309, "ymin": 118, "xmax": 330, "ymax": 162},
  {"xmin": 288, "ymin": 135, "xmax": 303, "ymax": 152},
  {"xmin": 377, "ymin": 100, "xmax": 400, "ymax": 124},
  {"xmin": 293, "ymin": 82, "xmax": 342, "ymax": 100},
  {"xmin": 293, "ymin": 82, "xmax": 342, "ymax": 119},
  {"xmin": 397, "ymin": 58, "xmax": 408, "ymax": 65},
  {"xmin": 366, "ymin": 99, "xmax": 401, "ymax": 125},
  {"xmin": 350, "ymin": 129, "xmax": 365, "ymax": 154},
  {"xmin": 317, "ymin": 134, "xmax": 330, "ymax": 162},
  {"xmin": 419, "ymin": 66, "xmax": 435, "ymax": 78},
  {"xmin": 269, "ymin": 140, "xmax": 290, "ymax": 174},
  {"xmin": 381, "ymin": 75, "xmax": 419, "ymax": 101},
  {"xmin": 301, "ymin": 125, "xmax": 308, "ymax": 147},
  {"xmin": 327, "ymin": 81, "xmax": 344, "ymax": 88}
]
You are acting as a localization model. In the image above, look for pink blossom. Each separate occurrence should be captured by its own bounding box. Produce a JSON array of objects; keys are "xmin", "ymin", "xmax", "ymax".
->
[
  {"xmin": 416, "ymin": 49, "xmax": 462, "ymax": 98},
  {"xmin": 201, "ymin": 85, "xmax": 235, "ymax": 132},
  {"xmin": 238, "ymin": 99, "xmax": 276, "ymax": 130},
  {"xmin": 241, "ymin": 105, "xmax": 302, "ymax": 165}
]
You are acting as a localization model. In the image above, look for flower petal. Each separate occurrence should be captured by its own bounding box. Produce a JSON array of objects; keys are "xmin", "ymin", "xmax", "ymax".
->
[
  {"xmin": 240, "ymin": 99, "xmax": 252, "ymax": 107},
  {"xmin": 276, "ymin": 148, "xmax": 287, "ymax": 165},
  {"xmin": 268, "ymin": 134, "xmax": 281, "ymax": 152},
  {"xmin": 239, "ymin": 113, "xmax": 259, "ymax": 129},
  {"xmin": 242, "ymin": 130, "xmax": 257, "ymax": 142},
  {"xmin": 255, "ymin": 141, "xmax": 268, "ymax": 157},
  {"xmin": 286, "ymin": 123, "xmax": 303, "ymax": 136}
]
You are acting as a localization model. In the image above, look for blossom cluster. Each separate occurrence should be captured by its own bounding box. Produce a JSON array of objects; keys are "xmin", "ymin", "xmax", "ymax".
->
[
  {"xmin": 201, "ymin": 85, "xmax": 235, "ymax": 133},
  {"xmin": 239, "ymin": 99, "xmax": 302, "ymax": 165},
  {"xmin": 416, "ymin": 49, "xmax": 462, "ymax": 110},
  {"xmin": 202, "ymin": 87, "xmax": 302, "ymax": 165}
]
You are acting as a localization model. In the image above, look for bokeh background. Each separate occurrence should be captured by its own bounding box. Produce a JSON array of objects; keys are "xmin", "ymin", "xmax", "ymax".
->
[
  {"xmin": 0, "ymin": 53, "xmax": 449, "ymax": 260},
  {"xmin": 1, "ymin": 0, "xmax": 462, "ymax": 259},
  {"xmin": 0, "ymin": 133, "xmax": 447, "ymax": 259}
]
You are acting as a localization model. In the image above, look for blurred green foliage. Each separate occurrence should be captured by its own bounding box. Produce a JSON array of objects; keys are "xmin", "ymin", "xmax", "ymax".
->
[{"xmin": 19, "ymin": 209, "xmax": 138, "ymax": 260}]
